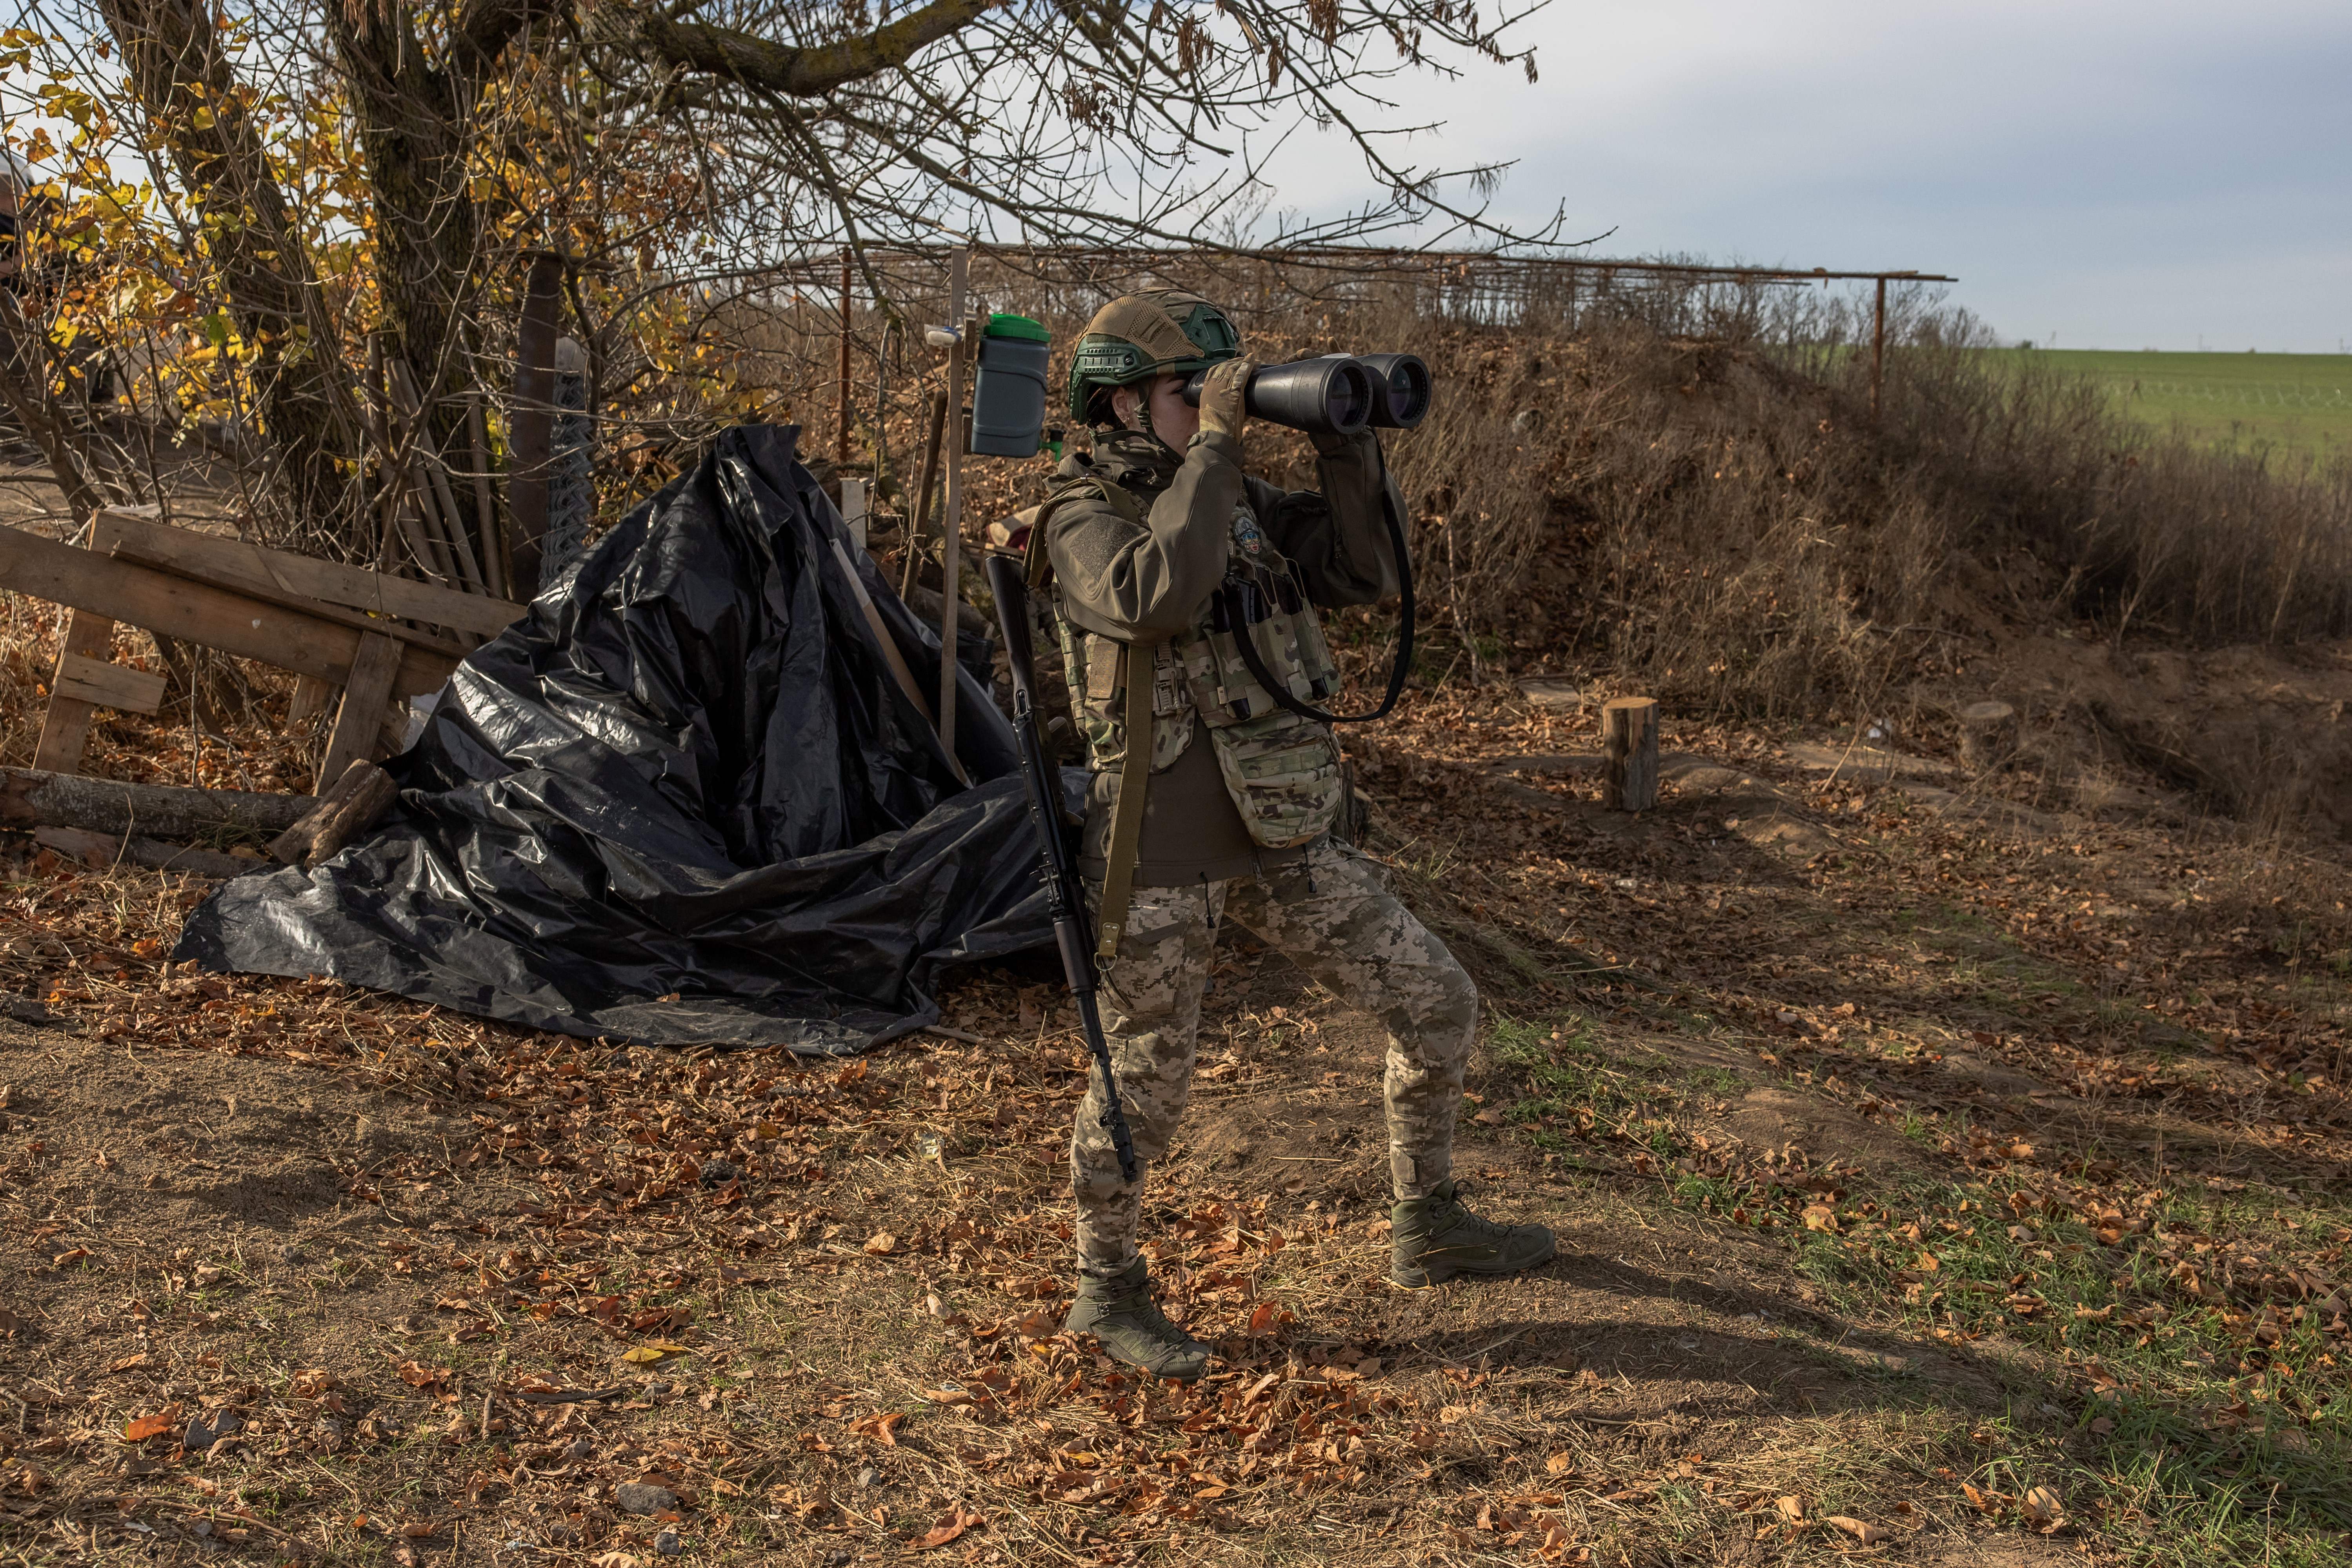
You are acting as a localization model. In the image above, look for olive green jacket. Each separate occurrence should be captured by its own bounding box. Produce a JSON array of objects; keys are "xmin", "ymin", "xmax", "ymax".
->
[{"xmin": 1042, "ymin": 427, "xmax": 1402, "ymax": 643}]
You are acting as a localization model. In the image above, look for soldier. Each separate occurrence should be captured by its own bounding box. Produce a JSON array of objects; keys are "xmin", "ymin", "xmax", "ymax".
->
[{"xmin": 1029, "ymin": 290, "xmax": 1555, "ymax": 1381}]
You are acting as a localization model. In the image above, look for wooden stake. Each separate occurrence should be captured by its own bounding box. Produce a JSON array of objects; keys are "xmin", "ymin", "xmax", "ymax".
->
[
  {"xmin": 466, "ymin": 393, "xmax": 505, "ymax": 600},
  {"xmin": 899, "ymin": 386, "xmax": 947, "ymax": 599},
  {"xmin": 937, "ymin": 248, "xmax": 968, "ymax": 777},
  {"xmin": 1601, "ymin": 697, "xmax": 1659, "ymax": 812},
  {"xmin": 1870, "ymin": 275, "xmax": 1887, "ymax": 423},
  {"xmin": 837, "ymin": 248, "xmax": 854, "ymax": 471}
]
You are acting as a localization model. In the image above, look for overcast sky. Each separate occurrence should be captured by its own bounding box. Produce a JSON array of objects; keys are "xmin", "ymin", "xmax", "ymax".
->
[{"xmin": 1269, "ymin": 0, "xmax": 2351, "ymax": 353}]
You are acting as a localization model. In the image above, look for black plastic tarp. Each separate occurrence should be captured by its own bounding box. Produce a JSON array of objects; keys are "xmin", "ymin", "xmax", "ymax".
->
[{"xmin": 175, "ymin": 423, "xmax": 1056, "ymax": 1051}]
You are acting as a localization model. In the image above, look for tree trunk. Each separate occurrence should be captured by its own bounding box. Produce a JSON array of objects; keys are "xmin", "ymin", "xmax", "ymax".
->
[
  {"xmin": 326, "ymin": 14, "xmax": 486, "ymax": 468},
  {"xmin": 96, "ymin": 0, "xmax": 364, "ymax": 545}
]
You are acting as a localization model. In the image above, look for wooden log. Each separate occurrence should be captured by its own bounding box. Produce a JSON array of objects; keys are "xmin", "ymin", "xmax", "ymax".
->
[
  {"xmin": 317, "ymin": 631, "xmax": 404, "ymax": 792},
  {"xmin": 32, "ymin": 606, "xmax": 119, "ymax": 774},
  {"xmin": 32, "ymin": 825, "xmax": 260, "ymax": 880},
  {"xmin": 1959, "ymin": 700, "xmax": 2020, "ymax": 771},
  {"xmin": 0, "ymin": 521, "xmax": 458, "ymax": 697},
  {"xmin": 1601, "ymin": 696, "xmax": 1660, "ymax": 812},
  {"xmin": 0, "ymin": 766, "xmax": 313, "ymax": 839},
  {"xmin": 269, "ymin": 758, "xmax": 399, "ymax": 869},
  {"xmin": 53, "ymin": 650, "xmax": 165, "ymax": 714},
  {"xmin": 94, "ymin": 509, "xmax": 523, "ymax": 636}
]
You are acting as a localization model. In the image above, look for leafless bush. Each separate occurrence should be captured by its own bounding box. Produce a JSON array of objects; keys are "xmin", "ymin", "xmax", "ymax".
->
[{"xmin": 557, "ymin": 248, "xmax": 2352, "ymax": 737}]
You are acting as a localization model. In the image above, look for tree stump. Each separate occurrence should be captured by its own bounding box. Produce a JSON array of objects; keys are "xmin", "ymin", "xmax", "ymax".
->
[
  {"xmin": 1958, "ymin": 700, "xmax": 2019, "ymax": 771},
  {"xmin": 1602, "ymin": 697, "xmax": 1659, "ymax": 811}
]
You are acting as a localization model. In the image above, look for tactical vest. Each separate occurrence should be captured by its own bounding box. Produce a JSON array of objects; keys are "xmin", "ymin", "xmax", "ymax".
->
[{"xmin": 1028, "ymin": 473, "xmax": 1349, "ymax": 951}]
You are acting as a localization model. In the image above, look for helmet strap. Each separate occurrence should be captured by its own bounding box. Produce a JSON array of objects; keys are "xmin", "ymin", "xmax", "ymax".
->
[{"xmin": 1120, "ymin": 381, "xmax": 1184, "ymax": 464}]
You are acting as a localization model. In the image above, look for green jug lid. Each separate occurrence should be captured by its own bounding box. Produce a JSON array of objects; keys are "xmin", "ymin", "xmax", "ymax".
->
[{"xmin": 984, "ymin": 312, "xmax": 1050, "ymax": 343}]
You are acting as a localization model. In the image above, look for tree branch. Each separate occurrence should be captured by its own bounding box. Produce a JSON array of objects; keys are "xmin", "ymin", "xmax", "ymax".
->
[{"xmin": 623, "ymin": 0, "xmax": 1005, "ymax": 98}]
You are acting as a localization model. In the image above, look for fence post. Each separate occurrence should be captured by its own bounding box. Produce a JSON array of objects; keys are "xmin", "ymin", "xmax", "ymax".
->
[
  {"xmin": 837, "ymin": 248, "xmax": 853, "ymax": 471},
  {"xmin": 937, "ymin": 247, "xmax": 969, "ymax": 775},
  {"xmin": 508, "ymin": 250, "xmax": 564, "ymax": 598},
  {"xmin": 1870, "ymin": 275, "xmax": 1887, "ymax": 423}
]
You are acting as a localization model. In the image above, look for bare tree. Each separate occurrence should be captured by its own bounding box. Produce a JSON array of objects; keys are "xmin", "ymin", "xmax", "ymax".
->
[{"xmin": 20, "ymin": 0, "xmax": 1559, "ymax": 550}]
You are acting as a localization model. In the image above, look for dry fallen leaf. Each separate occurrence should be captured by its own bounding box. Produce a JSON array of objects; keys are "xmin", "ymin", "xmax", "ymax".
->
[
  {"xmin": 864, "ymin": 1232, "xmax": 899, "ymax": 1255},
  {"xmin": 1246, "ymin": 1301, "xmax": 1278, "ymax": 1337},
  {"xmin": 848, "ymin": 1410, "xmax": 905, "ymax": 1446},
  {"xmin": 1827, "ymin": 1515, "xmax": 1887, "ymax": 1543},
  {"xmin": 913, "ymin": 1505, "xmax": 985, "ymax": 1550},
  {"xmin": 120, "ymin": 1406, "xmax": 182, "ymax": 1442},
  {"xmin": 2021, "ymin": 1484, "xmax": 2063, "ymax": 1524},
  {"xmin": 1774, "ymin": 1495, "xmax": 1804, "ymax": 1522},
  {"xmin": 1546, "ymin": 1452, "xmax": 1574, "ymax": 1475}
]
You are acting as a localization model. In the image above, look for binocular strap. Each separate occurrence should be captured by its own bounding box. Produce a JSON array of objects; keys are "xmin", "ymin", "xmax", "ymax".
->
[{"xmin": 1094, "ymin": 638, "xmax": 1156, "ymax": 961}]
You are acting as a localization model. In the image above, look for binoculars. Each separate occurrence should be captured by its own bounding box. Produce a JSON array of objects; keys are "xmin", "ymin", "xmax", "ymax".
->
[{"xmin": 1182, "ymin": 353, "xmax": 1431, "ymax": 437}]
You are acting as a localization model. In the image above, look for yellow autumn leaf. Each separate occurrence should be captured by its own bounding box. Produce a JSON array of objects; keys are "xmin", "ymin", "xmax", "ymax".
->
[{"xmin": 618, "ymin": 1347, "xmax": 663, "ymax": 1364}]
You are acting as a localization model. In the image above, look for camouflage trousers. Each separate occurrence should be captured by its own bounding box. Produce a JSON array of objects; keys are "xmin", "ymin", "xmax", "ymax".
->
[{"xmin": 1071, "ymin": 836, "xmax": 1478, "ymax": 1279}]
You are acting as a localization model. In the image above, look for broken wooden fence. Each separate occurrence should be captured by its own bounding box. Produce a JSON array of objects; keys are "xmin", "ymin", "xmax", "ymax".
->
[{"xmin": 3, "ymin": 508, "xmax": 525, "ymax": 794}]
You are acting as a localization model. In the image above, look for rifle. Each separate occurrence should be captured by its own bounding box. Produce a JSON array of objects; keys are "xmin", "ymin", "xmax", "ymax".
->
[{"xmin": 982, "ymin": 549, "xmax": 1138, "ymax": 1182}]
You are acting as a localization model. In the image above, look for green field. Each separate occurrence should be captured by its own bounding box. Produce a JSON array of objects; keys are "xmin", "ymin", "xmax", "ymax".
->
[{"xmin": 1992, "ymin": 348, "xmax": 2352, "ymax": 459}]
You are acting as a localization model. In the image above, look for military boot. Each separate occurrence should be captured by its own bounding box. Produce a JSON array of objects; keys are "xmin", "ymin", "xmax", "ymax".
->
[
  {"xmin": 1391, "ymin": 1179, "xmax": 1557, "ymax": 1287},
  {"xmin": 1064, "ymin": 1260, "xmax": 1211, "ymax": 1381}
]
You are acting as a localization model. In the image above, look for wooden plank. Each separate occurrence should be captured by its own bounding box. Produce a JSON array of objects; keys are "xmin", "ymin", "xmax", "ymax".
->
[
  {"xmin": 32, "ymin": 607, "xmax": 116, "ymax": 775},
  {"xmin": 509, "ymin": 251, "xmax": 566, "ymax": 597},
  {"xmin": 53, "ymin": 650, "xmax": 165, "ymax": 715},
  {"xmin": 0, "ymin": 521, "xmax": 456, "ymax": 697},
  {"xmin": 317, "ymin": 631, "xmax": 403, "ymax": 792},
  {"xmin": 107, "ymin": 539, "xmax": 471, "ymax": 657},
  {"xmin": 0, "ymin": 767, "xmax": 314, "ymax": 838},
  {"xmin": 287, "ymin": 673, "xmax": 335, "ymax": 724},
  {"xmin": 94, "ymin": 509, "xmax": 523, "ymax": 637}
]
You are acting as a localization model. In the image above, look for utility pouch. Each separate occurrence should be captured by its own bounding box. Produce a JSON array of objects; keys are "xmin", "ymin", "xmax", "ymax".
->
[{"xmin": 1206, "ymin": 709, "xmax": 1345, "ymax": 849}]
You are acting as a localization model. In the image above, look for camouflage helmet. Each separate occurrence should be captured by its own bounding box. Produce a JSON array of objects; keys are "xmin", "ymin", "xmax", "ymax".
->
[{"xmin": 1065, "ymin": 289, "xmax": 1242, "ymax": 424}]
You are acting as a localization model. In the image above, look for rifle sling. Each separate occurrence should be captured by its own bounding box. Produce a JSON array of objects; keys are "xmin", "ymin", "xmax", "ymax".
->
[{"xmin": 1094, "ymin": 639, "xmax": 1155, "ymax": 962}]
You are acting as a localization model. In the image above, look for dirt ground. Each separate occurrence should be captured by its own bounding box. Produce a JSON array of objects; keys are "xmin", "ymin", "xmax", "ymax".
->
[{"xmin": 2, "ymin": 652, "xmax": 2348, "ymax": 1568}]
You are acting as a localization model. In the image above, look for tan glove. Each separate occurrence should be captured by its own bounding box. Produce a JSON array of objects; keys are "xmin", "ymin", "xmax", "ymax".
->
[{"xmin": 1195, "ymin": 357, "xmax": 1255, "ymax": 440}]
